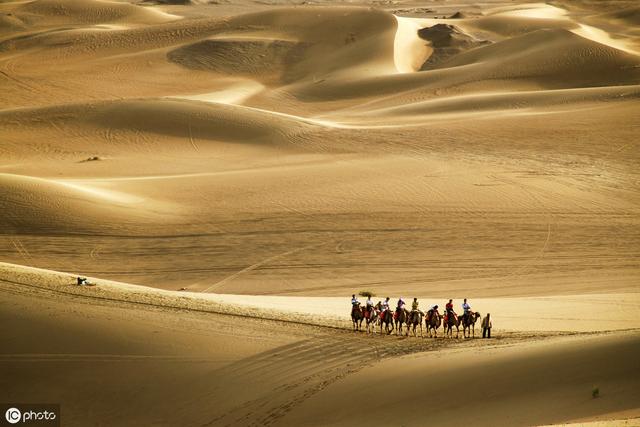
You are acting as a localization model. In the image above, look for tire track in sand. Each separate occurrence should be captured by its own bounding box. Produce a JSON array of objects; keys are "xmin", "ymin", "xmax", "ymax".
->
[{"xmin": 200, "ymin": 242, "xmax": 329, "ymax": 293}]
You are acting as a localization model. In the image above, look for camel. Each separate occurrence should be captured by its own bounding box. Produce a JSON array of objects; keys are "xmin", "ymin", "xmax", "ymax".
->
[
  {"xmin": 425, "ymin": 310, "xmax": 442, "ymax": 338},
  {"xmin": 364, "ymin": 305, "xmax": 379, "ymax": 334},
  {"xmin": 378, "ymin": 308, "xmax": 394, "ymax": 335},
  {"xmin": 461, "ymin": 311, "xmax": 482, "ymax": 338},
  {"xmin": 406, "ymin": 310, "xmax": 423, "ymax": 337},
  {"xmin": 394, "ymin": 308, "xmax": 408, "ymax": 336},
  {"xmin": 443, "ymin": 312, "xmax": 460, "ymax": 338},
  {"xmin": 351, "ymin": 305, "xmax": 364, "ymax": 331}
]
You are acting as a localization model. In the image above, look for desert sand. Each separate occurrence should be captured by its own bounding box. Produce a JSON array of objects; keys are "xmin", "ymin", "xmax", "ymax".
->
[{"xmin": 1, "ymin": 0, "xmax": 639, "ymax": 425}]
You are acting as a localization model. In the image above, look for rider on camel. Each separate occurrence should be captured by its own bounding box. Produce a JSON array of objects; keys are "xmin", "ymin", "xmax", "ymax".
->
[
  {"xmin": 462, "ymin": 298, "xmax": 472, "ymax": 321},
  {"xmin": 351, "ymin": 294, "xmax": 360, "ymax": 307},
  {"xmin": 365, "ymin": 295, "xmax": 375, "ymax": 317},
  {"xmin": 351, "ymin": 294, "xmax": 360, "ymax": 314},
  {"xmin": 427, "ymin": 304, "xmax": 439, "ymax": 321},
  {"xmin": 410, "ymin": 297, "xmax": 423, "ymax": 322},
  {"xmin": 445, "ymin": 299, "xmax": 457, "ymax": 322},
  {"xmin": 394, "ymin": 297, "xmax": 406, "ymax": 320}
]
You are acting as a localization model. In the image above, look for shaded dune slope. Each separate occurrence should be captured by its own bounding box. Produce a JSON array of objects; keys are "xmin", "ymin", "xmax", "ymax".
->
[
  {"xmin": 461, "ymin": 14, "xmax": 577, "ymax": 37},
  {"xmin": 12, "ymin": 0, "xmax": 177, "ymax": 26},
  {"xmin": 0, "ymin": 174, "xmax": 174, "ymax": 235},
  {"xmin": 418, "ymin": 23, "xmax": 490, "ymax": 70},
  {"xmin": 283, "ymin": 334, "xmax": 640, "ymax": 426},
  {"xmin": 436, "ymin": 28, "xmax": 640, "ymax": 88},
  {"xmin": 294, "ymin": 27, "xmax": 640, "ymax": 102},
  {"xmin": 168, "ymin": 8, "xmax": 398, "ymax": 84},
  {"xmin": 0, "ymin": 98, "xmax": 319, "ymax": 150},
  {"xmin": 338, "ymin": 85, "xmax": 640, "ymax": 120},
  {"xmin": 168, "ymin": 39, "xmax": 309, "ymax": 84}
]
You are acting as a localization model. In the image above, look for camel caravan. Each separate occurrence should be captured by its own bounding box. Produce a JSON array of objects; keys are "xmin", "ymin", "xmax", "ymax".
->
[{"xmin": 350, "ymin": 295, "xmax": 491, "ymax": 339}]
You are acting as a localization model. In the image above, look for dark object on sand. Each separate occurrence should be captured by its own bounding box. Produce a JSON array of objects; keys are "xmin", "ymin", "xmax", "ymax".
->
[{"xmin": 77, "ymin": 276, "xmax": 95, "ymax": 286}]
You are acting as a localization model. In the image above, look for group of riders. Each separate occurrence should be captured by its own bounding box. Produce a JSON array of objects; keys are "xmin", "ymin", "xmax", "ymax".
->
[{"xmin": 350, "ymin": 294, "xmax": 487, "ymax": 337}]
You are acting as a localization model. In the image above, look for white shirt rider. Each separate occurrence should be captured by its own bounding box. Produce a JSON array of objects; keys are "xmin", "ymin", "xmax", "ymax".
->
[{"xmin": 462, "ymin": 301, "xmax": 471, "ymax": 314}]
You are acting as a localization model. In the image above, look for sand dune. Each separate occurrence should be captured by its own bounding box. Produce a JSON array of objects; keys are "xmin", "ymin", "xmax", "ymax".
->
[
  {"xmin": 284, "ymin": 333, "xmax": 640, "ymax": 427},
  {"xmin": 1, "ymin": 0, "xmax": 639, "ymax": 424},
  {"xmin": 15, "ymin": 0, "xmax": 179, "ymax": 26},
  {"xmin": 596, "ymin": 6, "xmax": 640, "ymax": 27},
  {"xmin": 423, "ymin": 28, "xmax": 640, "ymax": 86},
  {"xmin": 0, "ymin": 173, "xmax": 175, "ymax": 234},
  {"xmin": 225, "ymin": 7, "xmax": 398, "ymax": 80},
  {"xmin": 418, "ymin": 23, "xmax": 490, "ymax": 70},
  {"xmin": 333, "ymin": 85, "xmax": 640, "ymax": 121},
  {"xmin": 168, "ymin": 38, "xmax": 308, "ymax": 84},
  {"xmin": 1, "ymin": 262, "xmax": 638, "ymax": 426},
  {"xmin": 0, "ymin": 98, "xmax": 318, "ymax": 149}
]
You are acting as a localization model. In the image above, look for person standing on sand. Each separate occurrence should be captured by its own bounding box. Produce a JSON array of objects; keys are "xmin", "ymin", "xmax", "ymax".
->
[{"xmin": 482, "ymin": 313, "xmax": 492, "ymax": 338}]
